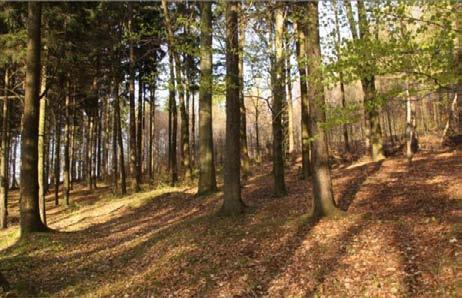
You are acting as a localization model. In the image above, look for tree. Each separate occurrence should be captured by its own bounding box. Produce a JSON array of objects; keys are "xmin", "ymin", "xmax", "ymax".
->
[
  {"xmin": 197, "ymin": 1, "xmax": 217, "ymax": 195},
  {"xmin": 0, "ymin": 69, "xmax": 9, "ymax": 228},
  {"xmin": 127, "ymin": 2, "xmax": 140, "ymax": 192},
  {"xmin": 272, "ymin": 4, "xmax": 287, "ymax": 197},
  {"xmin": 295, "ymin": 12, "xmax": 311, "ymax": 179},
  {"xmin": 20, "ymin": 1, "xmax": 48, "ymax": 235},
  {"xmin": 220, "ymin": 1, "xmax": 245, "ymax": 216},
  {"xmin": 239, "ymin": 6, "xmax": 250, "ymax": 180},
  {"xmin": 305, "ymin": 1, "xmax": 342, "ymax": 218}
]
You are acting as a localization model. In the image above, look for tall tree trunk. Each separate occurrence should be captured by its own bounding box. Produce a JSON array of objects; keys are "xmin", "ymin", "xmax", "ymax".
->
[
  {"xmin": 0, "ymin": 69, "xmax": 10, "ymax": 229},
  {"xmin": 20, "ymin": 2, "xmax": 48, "ymax": 235},
  {"xmin": 54, "ymin": 114, "xmax": 61, "ymax": 205},
  {"xmin": 239, "ymin": 10, "xmax": 250, "ymax": 179},
  {"xmin": 136, "ymin": 80, "xmax": 143, "ymax": 189},
  {"xmin": 305, "ymin": 1, "xmax": 342, "ymax": 218},
  {"xmin": 38, "ymin": 67, "xmax": 46, "ymax": 224},
  {"xmin": 112, "ymin": 82, "xmax": 118, "ymax": 194},
  {"xmin": 220, "ymin": 1, "xmax": 245, "ymax": 215},
  {"xmin": 333, "ymin": 0, "xmax": 350, "ymax": 153},
  {"xmin": 128, "ymin": 2, "xmax": 138, "ymax": 191},
  {"xmin": 115, "ymin": 81, "xmax": 127, "ymax": 195},
  {"xmin": 198, "ymin": 1, "xmax": 217, "ymax": 195},
  {"xmin": 87, "ymin": 116, "xmax": 93, "ymax": 190},
  {"xmin": 148, "ymin": 84, "xmax": 156, "ymax": 182},
  {"xmin": 285, "ymin": 40, "xmax": 295, "ymax": 156},
  {"xmin": 272, "ymin": 5, "xmax": 287, "ymax": 197},
  {"xmin": 63, "ymin": 83, "xmax": 70, "ymax": 205},
  {"xmin": 161, "ymin": 0, "xmax": 192, "ymax": 181},
  {"xmin": 358, "ymin": 0, "xmax": 384, "ymax": 161},
  {"xmin": 168, "ymin": 54, "xmax": 178, "ymax": 186},
  {"xmin": 295, "ymin": 19, "xmax": 311, "ymax": 179},
  {"xmin": 254, "ymin": 98, "xmax": 261, "ymax": 164}
]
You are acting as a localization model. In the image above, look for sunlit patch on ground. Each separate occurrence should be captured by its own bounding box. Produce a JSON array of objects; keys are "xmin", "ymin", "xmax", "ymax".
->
[{"xmin": 0, "ymin": 151, "xmax": 460, "ymax": 297}]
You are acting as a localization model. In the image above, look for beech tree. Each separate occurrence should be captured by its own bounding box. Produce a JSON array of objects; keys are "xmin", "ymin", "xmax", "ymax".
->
[
  {"xmin": 220, "ymin": 1, "xmax": 245, "ymax": 216},
  {"xmin": 197, "ymin": 1, "xmax": 217, "ymax": 195}
]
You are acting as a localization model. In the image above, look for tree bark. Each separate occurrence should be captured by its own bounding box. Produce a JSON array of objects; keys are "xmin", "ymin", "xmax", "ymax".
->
[
  {"xmin": 53, "ymin": 114, "xmax": 61, "ymax": 205},
  {"xmin": 0, "ymin": 69, "xmax": 10, "ymax": 229},
  {"xmin": 63, "ymin": 83, "xmax": 70, "ymax": 205},
  {"xmin": 161, "ymin": 0, "xmax": 192, "ymax": 181},
  {"xmin": 220, "ymin": 1, "xmax": 245, "ymax": 216},
  {"xmin": 168, "ymin": 54, "xmax": 178, "ymax": 186},
  {"xmin": 305, "ymin": 1, "xmax": 342, "ymax": 218},
  {"xmin": 358, "ymin": 0, "xmax": 384, "ymax": 161},
  {"xmin": 197, "ymin": 1, "xmax": 217, "ymax": 195},
  {"xmin": 272, "ymin": 5, "xmax": 287, "ymax": 197},
  {"xmin": 295, "ymin": 19, "xmax": 311, "ymax": 179},
  {"xmin": 136, "ymin": 80, "xmax": 143, "ymax": 189},
  {"xmin": 20, "ymin": 2, "xmax": 48, "ymax": 235},
  {"xmin": 239, "ymin": 8, "xmax": 250, "ymax": 180},
  {"xmin": 128, "ymin": 2, "xmax": 139, "ymax": 191},
  {"xmin": 38, "ymin": 66, "xmax": 46, "ymax": 224}
]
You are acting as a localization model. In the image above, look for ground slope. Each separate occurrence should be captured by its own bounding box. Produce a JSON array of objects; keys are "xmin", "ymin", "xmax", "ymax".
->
[{"xmin": 0, "ymin": 151, "xmax": 461, "ymax": 297}]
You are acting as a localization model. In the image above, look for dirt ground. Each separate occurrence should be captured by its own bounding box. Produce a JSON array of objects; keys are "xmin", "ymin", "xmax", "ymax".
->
[{"xmin": 0, "ymin": 150, "xmax": 461, "ymax": 297}]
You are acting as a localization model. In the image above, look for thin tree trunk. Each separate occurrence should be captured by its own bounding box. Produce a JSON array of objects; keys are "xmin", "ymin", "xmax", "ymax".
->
[
  {"xmin": 161, "ymin": 0, "xmax": 192, "ymax": 180},
  {"xmin": 220, "ymin": 1, "xmax": 245, "ymax": 215},
  {"xmin": 38, "ymin": 66, "xmax": 46, "ymax": 223},
  {"xmin": 114, "ymin": 79, "xmax": 126, "ymax": 195},
  {"xmin": 0, "ymin": 69, "xmax": 10, "ymax": 229},
  {"xmin": 333, "ymin": 0, "xmax": 350, "ymax": 153},
  {"xmin": 128, "ymin": 2, "xmax": 138, "ymax": 191},
  {"xmin": 295, "ymin": 19, "xmax": 311, "ymax": 179},
  {"xmin": 63, "ymin": 83, "xmax": 70, "ymax": 205},
  {"xmin": 54, "ymin": 114, "xmax": 61, "ymax": 205},
  {"xmin": 168, "ymin": 54, "xmax": 178, "ymax": 186},
  {"xmin": 197, "ymin": 1, "xmax": 217, "ymax": 195},
  {"xmin": 285, "ymin": 41, "xmax": 295, "ymax": 156},
  {"xmin": 405, "ymin": 82, "xmax": 418, "ymax": 162},
  {"xmin": 239, "ymin": 10, "xmax": 250, "ymax": 179},
  {"xmin": 20, "ymin": 2, "xmax": 48, "ymax": 235},
  {"xmin": 136, "ymin": 80, "xmax": 143, "ymax": 189}
]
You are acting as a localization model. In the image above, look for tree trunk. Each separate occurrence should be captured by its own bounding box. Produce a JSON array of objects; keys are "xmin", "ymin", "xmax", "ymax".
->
[
  {"xmin": 168, "ymin": 54, "xmax": 178, "ymax": 186},
  {"xmin": 305, "ymin": 1, "xmax": 342, "ymax": 218},
  {"xmin": 128, "ymin": 2, "xmax": 138, "ymax": 191},
  {"xmin": 148, "ymin": 84, "xmax": 156, "ymax": 182},
  {"xmin": 295, "ymin": 19, "xmax": 311, "ymax": 179},
  {"xmin": 115, "ymin": 79, "xmax": 127, "ymax": 195},
  {"xmin": 285, "ymin": 40, "xmax": 295, "ymax": 156},
  {"xmin": 198, "ymin": 1, "xmax": 217, "ymax": 195},
  {"xmin": 405, "ymin": 82, "xmax": 418, "ymax": 162},
  {"xmin": 136, "ymin": 80, "xmax": 143, "ymax": 189},
  {"xmin": 112, "ymin": 80, "xmax": 118, "ymax": 194},
  {"xmin": 38, "ymin": 66, "xmax": 46, "ymax": 224},
  {"xmin": 358, "ymin": 0, "xmax": 384, "ymax": 161},
  {"xmin": 54, "ymin": 114, "xmax": 61, "ymax": 205},
  {"xmin": 239, "ymin": 10, "xmax": 250, "ymax": 179},
  {"xmin": 63, "ymin": 83, "xmax": 70, "ymax": 205},
  {"xmin": 20, "ymin": 2, "xmax": 48, "ymax": 235},
  {"xmin": 220, "ymin": 1, "xmax": 245, "ymax": 216},
  {"xmin": 161, "ymin": 0, "xmax": 192, "ymax": 181},
  {"xmin": 0, "ymin": 69, "xmax": 10, "ymax": 229},
  {"xmin": 333, "ymin": 0, "xmax": 350, "ymax": 153},
  {"xmin": 272, "ymin": 5, "xmax": 287, "ymax": 197}
]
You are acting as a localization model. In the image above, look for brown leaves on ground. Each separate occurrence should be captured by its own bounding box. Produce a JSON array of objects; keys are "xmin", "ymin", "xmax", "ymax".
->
[{"xmin": 0, "ymin": 151, "xmax": 461, "ymax": 297}]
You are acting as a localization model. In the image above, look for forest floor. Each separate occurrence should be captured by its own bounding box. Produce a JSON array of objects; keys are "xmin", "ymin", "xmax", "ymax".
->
[{"xmin": 0, "ymin": 149, "xmax": 461, "ymax": 297}]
